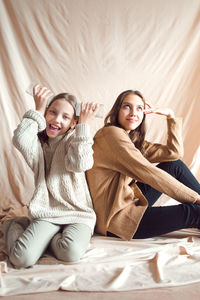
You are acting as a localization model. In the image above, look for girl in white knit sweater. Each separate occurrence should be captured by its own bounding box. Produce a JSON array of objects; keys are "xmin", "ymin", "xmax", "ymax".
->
[{"xmin": 3, "ymin": 85, "xmax": 97, "ymax": 268}]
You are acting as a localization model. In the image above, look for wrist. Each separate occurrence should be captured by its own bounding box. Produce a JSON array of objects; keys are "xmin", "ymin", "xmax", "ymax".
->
[
  {"xmin": 35, "ymin": 106, "xmax": 46, "ymax": 116},
  {"xmin": 23, "ymin": 110, "xmax": 46, "ymax": 131},
  {"xmin": 78, "ymin": 120, "xmax": 90, "ymax": 125},
  {"xmin": 76, "ymin": 123, "xmax": 90, "ymax": 137}
]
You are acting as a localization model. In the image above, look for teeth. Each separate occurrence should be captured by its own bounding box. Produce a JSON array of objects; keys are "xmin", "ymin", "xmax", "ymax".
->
[{"xmin": 50, "ymin": 124, "xmax": 60, "ymax": 129}]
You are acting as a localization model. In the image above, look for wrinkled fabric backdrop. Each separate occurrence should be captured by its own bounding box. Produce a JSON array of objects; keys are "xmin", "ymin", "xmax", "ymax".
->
[{"xmin": 1, "ymin": 0, "xmax": 200, "ymax": 214}]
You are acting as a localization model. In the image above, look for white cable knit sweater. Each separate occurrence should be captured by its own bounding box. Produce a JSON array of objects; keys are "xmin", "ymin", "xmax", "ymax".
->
[{"xmin": 12, "ymin": 109, "xmax": 96, "ymax": 233}]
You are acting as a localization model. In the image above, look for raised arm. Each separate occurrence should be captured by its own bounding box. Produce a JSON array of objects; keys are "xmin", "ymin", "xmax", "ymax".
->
[
  {"xmin": 12, "ymin": 85, "xmax": 53, "ymax": 170},
  {"xmin": 12, "ymin": 110, "xmax": 46, "ymax": 170},
  {"xmin": 99, "ymin": 126, "xmax": 200, "ymax": 204},
  {"xmin": 143, "ymin": 117, "xmax": 184, "ymax": 162},
  {"xmin": 65, "ymin": 102, "xmax": 98, "ymax": 172},
  {"xmin": 33, "ymin": 84, "xmax": 54, "ymax": 115}
]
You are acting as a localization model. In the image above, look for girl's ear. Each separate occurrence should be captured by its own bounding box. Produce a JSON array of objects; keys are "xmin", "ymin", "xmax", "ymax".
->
[{"xmin": 70, "ymin": 119, "xmax": 77, "ymax": 129}]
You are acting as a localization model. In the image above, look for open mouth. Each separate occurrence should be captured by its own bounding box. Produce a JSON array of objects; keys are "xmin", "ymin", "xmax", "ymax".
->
[{"xmin": 48, "ymin": 124, "xmax": 61, "ymax": 131}]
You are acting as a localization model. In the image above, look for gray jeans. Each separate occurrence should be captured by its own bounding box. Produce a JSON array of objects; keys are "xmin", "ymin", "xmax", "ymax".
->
[{"xmin": 4, "ymin": 218, "xmax": 92, "ymax": 268}]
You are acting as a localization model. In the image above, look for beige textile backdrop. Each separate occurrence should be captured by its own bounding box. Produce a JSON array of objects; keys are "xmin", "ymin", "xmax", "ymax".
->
[{"xmin": 1, "ymin": 0, "xmax": 200, "ymax": 215}]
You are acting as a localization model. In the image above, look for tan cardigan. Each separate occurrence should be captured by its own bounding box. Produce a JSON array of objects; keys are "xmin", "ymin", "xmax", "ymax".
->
[{"xmin": 86, "ymin": 118, "xmax": 199, "ymax": 240}]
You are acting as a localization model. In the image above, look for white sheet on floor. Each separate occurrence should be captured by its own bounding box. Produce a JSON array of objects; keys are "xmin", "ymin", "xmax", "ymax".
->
[{"xmin": 1, "ymin": 230, "xmax": 200, "ymax": 296}]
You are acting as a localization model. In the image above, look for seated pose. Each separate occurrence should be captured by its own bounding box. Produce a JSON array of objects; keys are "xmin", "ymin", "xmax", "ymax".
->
[
  {"xmin": 86, "ymin": 90, "xmax": 200, "ymax": 241},
  {"xmin": 3, "ymin": 85, "xmax": 97, "ymax": 267}
]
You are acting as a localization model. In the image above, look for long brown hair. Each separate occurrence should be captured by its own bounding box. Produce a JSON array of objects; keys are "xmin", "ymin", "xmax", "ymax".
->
[
  {"xmin": 38, "ymin": 92, "xmax": 78, "ymax": 143},
  {"xmin": 104, "ymin": 90, "xmax": 146, "ymax": 153}
]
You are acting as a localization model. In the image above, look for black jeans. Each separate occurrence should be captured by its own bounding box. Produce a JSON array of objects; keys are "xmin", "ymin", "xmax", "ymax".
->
[
  {"xmin": 107, "ymin": 160, "xmax": 200, "ymax": 239},
  {"xmin": 134, "ymin": 160, "xmax": 200, "ymax": 238}
]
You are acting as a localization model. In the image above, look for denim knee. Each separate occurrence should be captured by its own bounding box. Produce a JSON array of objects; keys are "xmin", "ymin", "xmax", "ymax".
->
[{"xmin": 183, "ymin": 203, "xmax": 200, "ymax": 229}]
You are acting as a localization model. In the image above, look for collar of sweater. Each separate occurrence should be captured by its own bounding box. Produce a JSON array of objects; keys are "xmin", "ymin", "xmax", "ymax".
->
[{"xmin": 48, "ymin": 135, "xmax": 63, "ymax": 147}]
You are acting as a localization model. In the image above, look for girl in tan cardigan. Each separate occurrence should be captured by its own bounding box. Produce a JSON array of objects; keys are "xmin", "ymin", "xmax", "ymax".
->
[{"xmin": 86, "ymin": 90, "xmax": 200, "ymax": 240}]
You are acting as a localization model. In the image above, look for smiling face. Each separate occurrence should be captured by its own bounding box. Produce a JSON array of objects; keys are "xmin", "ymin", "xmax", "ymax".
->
[
  {"xmin": 45, "ymin": 98, "xmax": 76, "ymax": 138},
  {"xmin": 118, "ymin": 94, "xmax": 145, "ymax": 132}
]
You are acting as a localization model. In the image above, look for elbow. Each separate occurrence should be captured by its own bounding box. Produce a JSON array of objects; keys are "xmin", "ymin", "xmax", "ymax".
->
[
  {"xmin": 76, "ymin": 160, "xmax": 94, "ymax": 172},
  {"xmin": 12, "ymin": 134, "xmax": 17, "ymax": 147},
  {"xmin": 67, "ymin": 159, "xmax": 94, "ymax": 173},
  {"xmin": 84, "ymin": 161, "xmax": 94, "ymax": 172},
  {"xmin": 178, "ymin": 150, "xmax": 184, "ymax": 160},
  {"xmin": 168, "ymin": 148, "xmax": 184, "ymax": 160},
  {"xmin": 12, "ymin": 130, "xmax": 25, "ymax": 150},
  {"xmin": 12, "ymin": 135, "xmax": 21, "ymax": 150}
]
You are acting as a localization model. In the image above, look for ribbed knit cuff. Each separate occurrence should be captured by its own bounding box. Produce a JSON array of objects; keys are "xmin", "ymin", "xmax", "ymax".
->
[
  {"xmin": 75, "ymin": 123, "xmax": 90, "ymax": 137},
  {"xmin": 23, "ymin": 109, "xmax": 46, "ymax": 132}
]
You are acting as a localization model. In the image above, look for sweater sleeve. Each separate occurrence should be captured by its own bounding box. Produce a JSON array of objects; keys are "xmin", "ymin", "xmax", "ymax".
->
[
  {"xmin": 101, "ymin": 126, "xmax": 199, "ymax": 204},
  {"xmin": 143, "ymin": 117, "xmax": 184, "ymax": 163},
  {"xmin": 12, "ymin": 109, "xmax": 46, "ymax": 170},
  {"xmin": 65, "ymin": 123, "xmax": 94, "ymax": 172}
]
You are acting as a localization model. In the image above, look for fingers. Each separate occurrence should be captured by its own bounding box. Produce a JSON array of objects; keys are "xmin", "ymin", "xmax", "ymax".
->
[
  {"xmin": 33, "ymin": 84, "xmax": 54, "ymax": 114},
  {"xmin": 79, "ymin": 102, "xmax": 99, "ymax": 124},
  {"xmin": 145, "ymin": 101, "xmax": 152, "ymax": 109},
  {"xmin": 195, "ymin": 198, "xmax": 200, "ymax": 204},
  {"xmin": 92, "ymin": 103, "xmax": 99, "ymax": 114},
  {"xmin": 81, "ymin": 102, "xmax": 99, "ymax": 114},
  {"xmin": 144, "ymin": 107, "xmax": 175, "ymax": 118},
  {"xmin": 33, "ymin": 84, "xmax": 53, "ymax": 99},
  {"xmin": 144, "ymin": 108, "xmax": 163, "ymax": 115},
  {"xmin": 144, "ymin": 101, "xmax": 154, "ymax": 114},
  {"xmin": 144, "ymin": 108, "xmax": 153, "ymax": 115}
]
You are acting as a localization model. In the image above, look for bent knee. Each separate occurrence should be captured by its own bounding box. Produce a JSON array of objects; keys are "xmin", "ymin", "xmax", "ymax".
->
[
  {"xmin": 51, "ymin": 235, "xmax": 87, "ymax": 262},
  {"xmin": 10, "ymin": 253, "xmax": 36, "ymax": 268},
  {"xmin": 9, "ymin": 245, "xmax": 39, "ymax": 268},
  {"xmin": 61, "ymin": 245, "xmax": 85, "ymax": 262},
  {"xmin": 58, "ymin": 242, "xmax": 85, "ymax": 262}
]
